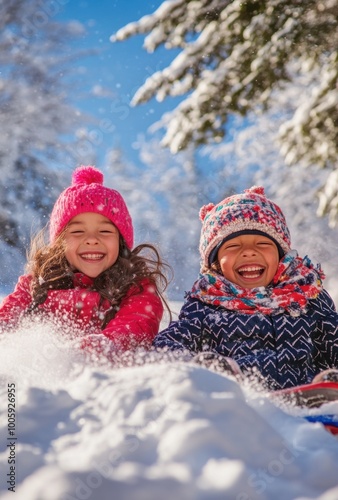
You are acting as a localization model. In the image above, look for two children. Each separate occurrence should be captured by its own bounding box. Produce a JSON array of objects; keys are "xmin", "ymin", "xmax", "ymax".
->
[
  {"xmin": 0, "ymin": 166, "xmax": 169, "ymax": 353},
  {"xmin": 1, "ymin": 173, "xmax": 337, "ymax": 389},
  {"xmin": 153, "ymin": 186, "xmax": 338, "ymax": 389}
]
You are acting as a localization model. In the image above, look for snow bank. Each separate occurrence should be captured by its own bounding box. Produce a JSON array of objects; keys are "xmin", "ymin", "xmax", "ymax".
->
[{"xmin": 1, "ymin": 321, "xmax": 338, "ymax": 500}]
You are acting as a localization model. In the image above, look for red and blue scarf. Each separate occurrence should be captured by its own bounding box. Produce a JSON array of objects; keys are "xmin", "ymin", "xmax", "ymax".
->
[{"xmin": 189, "ymin": 251, "xmax": 325, "ymax": 316}]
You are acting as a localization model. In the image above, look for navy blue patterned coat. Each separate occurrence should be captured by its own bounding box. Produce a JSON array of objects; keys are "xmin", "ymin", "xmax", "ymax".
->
[{"xmin": 153, "ymin": 290, "xmax": 338, "ymax": 389}]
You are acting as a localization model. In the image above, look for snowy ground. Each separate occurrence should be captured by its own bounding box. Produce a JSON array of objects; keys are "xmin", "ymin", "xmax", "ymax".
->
[{"xmin": 1, "ymin": 304, "xmax": 338, "ymax": 500}]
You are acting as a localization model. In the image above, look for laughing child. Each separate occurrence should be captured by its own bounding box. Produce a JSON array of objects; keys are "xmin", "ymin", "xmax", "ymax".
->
[
  {"xmin": 0, "ymin": 166, "xmax": 170, "ymax": 354},
  {"xmin": 153, "ymin": 186, "xmax": 338, "ymax": 389}
]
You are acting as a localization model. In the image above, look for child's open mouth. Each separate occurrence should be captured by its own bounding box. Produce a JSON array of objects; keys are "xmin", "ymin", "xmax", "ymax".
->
[
  {"xmin": 237, "ymin": 265, "xmax": 264, "ymax": 279},
  {"xmin": 80, "ymin": 253, "xmax": 104, "ymax": 261}
]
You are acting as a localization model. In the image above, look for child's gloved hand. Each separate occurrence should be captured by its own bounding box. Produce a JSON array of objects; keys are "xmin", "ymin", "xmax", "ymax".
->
[
  {"xmin": 312, "ymin": 368, "xmax": 338, "ymax": 383},
  {"xmin": 191, "ymin": 351, "xmax": 243, "ymax": 379}
]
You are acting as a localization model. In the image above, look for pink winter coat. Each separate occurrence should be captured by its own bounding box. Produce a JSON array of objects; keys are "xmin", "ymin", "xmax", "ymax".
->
[{"xmin": 0, "ymin": 273, "xmax": 163, "ymax": 351}]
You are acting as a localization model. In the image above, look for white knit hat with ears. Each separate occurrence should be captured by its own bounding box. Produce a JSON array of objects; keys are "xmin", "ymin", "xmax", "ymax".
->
[{"xmin": 199, "ymin": 186, "xmax": 291, "ymax": 269}]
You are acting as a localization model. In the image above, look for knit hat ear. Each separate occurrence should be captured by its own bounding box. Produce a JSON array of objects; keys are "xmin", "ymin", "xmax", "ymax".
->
[
  {"xmin": 199, "ymin": 203, "xmax": 215, "ymax": 222},
  {"xmin": 49, "ymin": 165, "xmax": 134, "ymax": 248},
  {"xmin": 199, "ymin": 186, "xmax": 291, "ymax": 269}
]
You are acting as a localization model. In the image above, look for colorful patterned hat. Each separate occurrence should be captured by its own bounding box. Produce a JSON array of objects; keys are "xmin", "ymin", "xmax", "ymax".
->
[
  {"xmin": 49, "ymin": 165, "xmax": 133, "ymax": 248},
  {"xmin": 199, "ymin": 186, "xmax": 291, "ymax": 268}
]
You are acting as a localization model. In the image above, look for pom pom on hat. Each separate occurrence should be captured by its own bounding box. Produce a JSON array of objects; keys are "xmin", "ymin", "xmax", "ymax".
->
[
  {"xmin": 72, "ymin": 165, "xmax": 104, "ymax": 186},
  {"xmin": 244, "ymin": 186, "xmax": 265, "ymax": 196},
  {"xmin": 199, "ymin": 186, "xmax": 291, "ymax": 269},
  {"xmin": 49, "ymin": 165, "xmax": 133, "ymax": 249}
]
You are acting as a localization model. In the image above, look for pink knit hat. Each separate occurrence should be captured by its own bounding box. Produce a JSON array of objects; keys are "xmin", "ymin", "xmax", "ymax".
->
[
  {"xmin": 49, "ymin": 166, "xmax": 134, "ymax": 248},
  {"xmin": 199, "ymin": 186, "xmax": 291, "ymax": 268}
]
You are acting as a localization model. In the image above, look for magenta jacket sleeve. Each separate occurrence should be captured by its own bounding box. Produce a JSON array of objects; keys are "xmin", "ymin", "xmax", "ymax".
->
[
  {"xmin": 102, "ymin": 280, "xmax": 164, "ymax": 350},
  {"xmin": 0, "ymin": 275, "xmax": 33, "ymax": 327}
]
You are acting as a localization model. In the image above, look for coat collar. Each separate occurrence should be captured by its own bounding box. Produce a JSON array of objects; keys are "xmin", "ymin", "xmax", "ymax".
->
[{"xmin": 73, "ymin": 272, "xmax": 95, "ymax": 288}]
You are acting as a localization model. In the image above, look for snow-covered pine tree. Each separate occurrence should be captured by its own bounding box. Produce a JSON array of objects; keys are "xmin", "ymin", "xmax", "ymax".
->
[
  {"xmin": 111, "ymin": 0, "xmax": 338, "ymax": 223},
  {"xmin": 0, "ymin": 0, "xmax": 87, "ymax": 271}
]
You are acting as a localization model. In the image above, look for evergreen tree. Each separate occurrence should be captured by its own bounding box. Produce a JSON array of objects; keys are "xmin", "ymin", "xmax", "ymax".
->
[
  {"xmin": 112, "ymin": 0, "xmax": 338, "ymax": 222},
  {"xmin": 0, "ymin": 0, "xmax": 87, "ymax": 261}
]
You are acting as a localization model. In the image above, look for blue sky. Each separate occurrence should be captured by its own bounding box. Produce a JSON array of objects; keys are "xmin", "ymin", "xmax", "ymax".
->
[{"xmin": 57, "ymin": 0, "xmax": 178, "ymax": 168}]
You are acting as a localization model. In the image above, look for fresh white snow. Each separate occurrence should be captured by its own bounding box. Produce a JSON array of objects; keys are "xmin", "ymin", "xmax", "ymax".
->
[
  {"xmin": 2, "ymin": 3, "xmax": 338, "ymax": 498},
  {"xmin": 1, "ymin": 305, "xmax": 338, "ymax": 500}
]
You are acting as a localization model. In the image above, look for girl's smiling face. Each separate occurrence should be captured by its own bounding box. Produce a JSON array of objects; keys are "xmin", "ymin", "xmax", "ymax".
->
[
  {"xmin": 64, "ymin": 212, "xmax": 120, "ymax": 278},
  {"xmin": 216, "ymin": 234, "xmax": 280, "ymax": 288}
]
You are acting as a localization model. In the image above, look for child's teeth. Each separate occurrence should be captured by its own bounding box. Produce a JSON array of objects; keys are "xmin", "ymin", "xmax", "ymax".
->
[
  {"xmin": 83, "ymin": 254, "xmax": 102, "ymax": 260},
  {"xmin": 238, "ymin": 266, "xmax": 263, "ymax": 277}
]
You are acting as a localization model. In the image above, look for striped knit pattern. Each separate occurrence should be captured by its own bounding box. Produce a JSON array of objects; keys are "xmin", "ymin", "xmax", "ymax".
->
[{"xmin": 153, "ymin": 290, "xmax": 338, "ymax": 390}]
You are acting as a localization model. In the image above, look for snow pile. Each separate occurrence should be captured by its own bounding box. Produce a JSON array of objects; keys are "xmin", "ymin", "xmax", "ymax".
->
[{"xmin": 1, "ymin": 323, "xmax": 338, "ymax": 500}]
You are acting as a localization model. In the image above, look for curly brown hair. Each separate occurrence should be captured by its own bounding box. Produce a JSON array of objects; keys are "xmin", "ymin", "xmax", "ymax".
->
[{"xmin": 25, "ymin": 226, "xmax": 172, "ymax": 327}]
